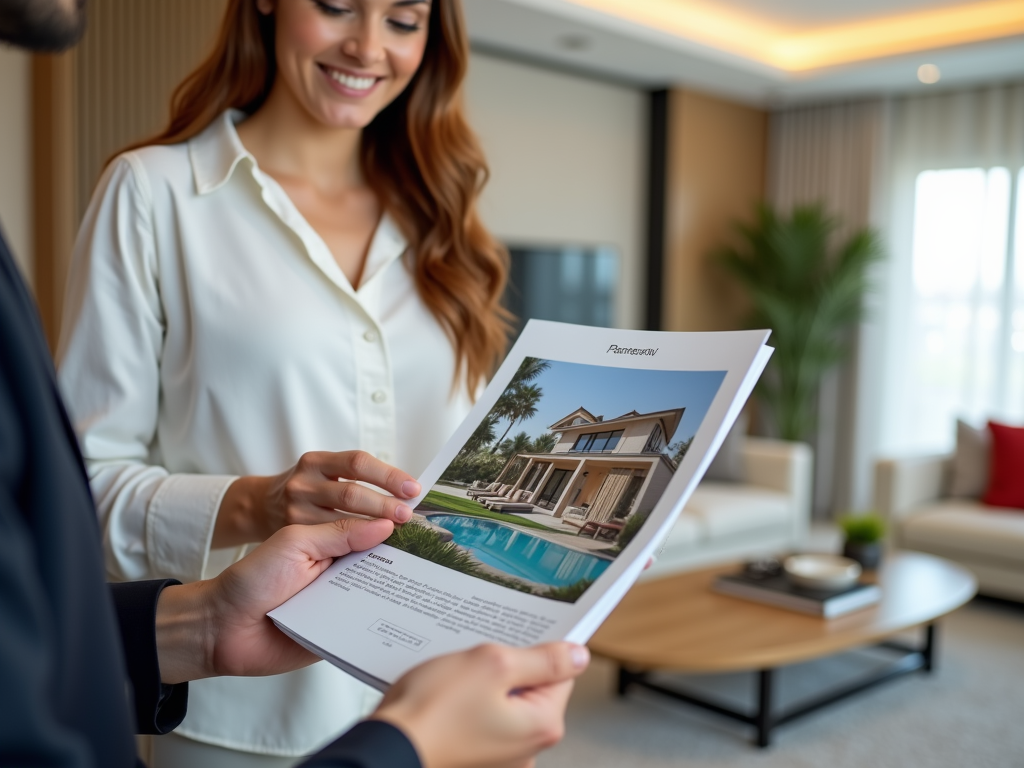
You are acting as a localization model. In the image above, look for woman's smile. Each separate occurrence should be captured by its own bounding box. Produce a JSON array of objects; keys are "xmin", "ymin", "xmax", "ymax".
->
[{"xmin": 318, "ymin": 63, "xmax": 383, "ymax": 97}]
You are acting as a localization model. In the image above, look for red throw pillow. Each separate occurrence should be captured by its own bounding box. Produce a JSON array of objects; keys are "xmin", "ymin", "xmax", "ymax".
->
[{"xmin": 982, "ymin": 421, "xmax": 1024, "ymax": 509}]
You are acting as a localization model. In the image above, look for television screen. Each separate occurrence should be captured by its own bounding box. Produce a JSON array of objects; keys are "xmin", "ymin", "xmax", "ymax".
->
[{"xmin": 504, "ymin": 245, "xmax": 619, "ymax": 340}]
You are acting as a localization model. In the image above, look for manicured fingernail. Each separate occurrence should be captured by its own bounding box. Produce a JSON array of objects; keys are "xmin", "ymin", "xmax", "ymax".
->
[
  {"xmin": 570, "ymin": 645, "xmax": 590, "ymax": 669},
  {"xmin": 395, "ymin": 505, "xmax": 413, "ymax": 523},
  {"xmin": 401, "ymin": 481, "xmax": 420, "ymax": 498}
]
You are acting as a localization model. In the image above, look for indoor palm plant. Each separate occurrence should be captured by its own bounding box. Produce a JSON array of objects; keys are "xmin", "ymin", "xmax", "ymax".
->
[{"xmin": 717, "ymin": 203, "xmax": 883, "ymax": 442}]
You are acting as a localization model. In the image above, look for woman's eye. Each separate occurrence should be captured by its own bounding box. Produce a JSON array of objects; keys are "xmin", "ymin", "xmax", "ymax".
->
[
  {"xmin": 313, "ymin": 0, "xmax": 350, "ymax": 17},
  {"xmin": 387, "ymin": 18, "xmax": 421, "ymax": 33}
]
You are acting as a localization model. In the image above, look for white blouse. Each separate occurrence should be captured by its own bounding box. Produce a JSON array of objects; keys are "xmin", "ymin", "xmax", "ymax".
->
[{"xmin": 57, "ymin": 110, "xmax": 474, "ymax": 756}]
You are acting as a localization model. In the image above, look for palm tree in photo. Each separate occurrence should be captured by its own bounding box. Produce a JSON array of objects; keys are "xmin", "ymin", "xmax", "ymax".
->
[
  {"xmin": 498, "ymin": 431, "xmax": 534, "ymax": 458},
  {"xmin": 531, "ymin": 432, "xmax": 558, "ymax": 454},
  {"xmin": 510, "ymin": 357, "xmax": 550, "ymax": 388},
  {"xmin": 490, "ymin": 383, "xmax": 542, "ymax": 452},
  {"xmin": 460, "ymin": 413, "xmax": 499, "ymax": 456}
]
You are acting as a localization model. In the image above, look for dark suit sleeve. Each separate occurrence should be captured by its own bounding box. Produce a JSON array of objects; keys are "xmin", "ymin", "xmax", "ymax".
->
[
  {"xmin": 108, "ymin": 580, "xmax": 189, "ymax": 735},
  {"xmin": 299, "ymin": 721, "xmax": 422, "ymax": 768},
  {"xmin": 0, "ymin": 467, "xmax": 90, "ymax": 766}
]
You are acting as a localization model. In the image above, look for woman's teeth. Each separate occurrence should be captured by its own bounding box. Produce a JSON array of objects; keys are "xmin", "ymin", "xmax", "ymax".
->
[{"xmin": 327, "ymin": 69, "xmax": 376, "ymax": 91}]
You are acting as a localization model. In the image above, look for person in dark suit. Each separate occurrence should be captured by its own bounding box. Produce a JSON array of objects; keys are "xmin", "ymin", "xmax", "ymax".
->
[{"xmin": 0, "ymin": 2, "xmax": 589, "ymax": 767}]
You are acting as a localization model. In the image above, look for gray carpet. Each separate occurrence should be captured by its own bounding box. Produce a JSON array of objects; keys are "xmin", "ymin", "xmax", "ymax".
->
[{"xmin": 541, "ymin": 598, "xmax": 1024, "ymax": 768}]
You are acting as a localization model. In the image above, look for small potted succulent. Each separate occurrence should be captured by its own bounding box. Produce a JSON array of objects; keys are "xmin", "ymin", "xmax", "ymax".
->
[{"xmin": 839, "ymin": 513, "xmax": 887, "ymax": 571}]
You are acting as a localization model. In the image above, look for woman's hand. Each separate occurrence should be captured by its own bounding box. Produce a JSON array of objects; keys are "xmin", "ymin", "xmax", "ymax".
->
[
  {"xmin": 372, "ymin": 642, "xmax": 589, "ymax": 768},
  {"xmin": 156, "ymin": 517, "xmax": 395, "ymax": 683},
  {"xmin": 214, "ymin": 450, "xmax": 421, "ymax": 548}
]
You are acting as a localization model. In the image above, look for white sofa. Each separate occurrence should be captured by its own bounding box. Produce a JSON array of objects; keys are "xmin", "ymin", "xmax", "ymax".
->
[
  {"xmin": 643, "ymin": 437, "xmax": 813, "ymax": 580},
  {"xmin": 875, "ymin": 454, "xmax": 1024, "ymax": 601}
]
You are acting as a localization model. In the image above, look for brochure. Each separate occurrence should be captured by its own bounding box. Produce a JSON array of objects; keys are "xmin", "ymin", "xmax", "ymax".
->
[{"xmin": 269, "ymin": 320, "xmax": 772, "ymax": 690}]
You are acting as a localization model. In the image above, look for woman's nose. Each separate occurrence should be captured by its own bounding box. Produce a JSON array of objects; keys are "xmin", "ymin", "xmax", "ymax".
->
[{"xmin": 340, "ymin": 19, "xmax": 385, "ymax": 67}]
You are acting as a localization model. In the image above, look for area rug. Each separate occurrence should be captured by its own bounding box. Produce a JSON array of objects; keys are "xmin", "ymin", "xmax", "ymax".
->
[{"xmin": 541, "ymin": 597, "xmax": 1024, "ymax": 768}]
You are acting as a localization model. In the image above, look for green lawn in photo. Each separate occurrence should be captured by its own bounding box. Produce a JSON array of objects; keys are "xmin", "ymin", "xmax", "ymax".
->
[{"xmin": 419, "ymin": 490, "xmax": 576, "ymax": 535}]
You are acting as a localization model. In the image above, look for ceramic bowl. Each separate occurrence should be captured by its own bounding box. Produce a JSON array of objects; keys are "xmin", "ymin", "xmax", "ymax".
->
[{"xmin": 783, "ymin": 554, "xmax": 862, "ymax": 591}]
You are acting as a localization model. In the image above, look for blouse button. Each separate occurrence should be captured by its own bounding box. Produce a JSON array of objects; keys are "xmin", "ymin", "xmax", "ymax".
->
[
  {"xmin": 371, "ymin": 390, "xmax": 387, "ymax": 404},
  {"xmin": 363, "ymin": 329, "xmax": 379, "ymax": 343}
]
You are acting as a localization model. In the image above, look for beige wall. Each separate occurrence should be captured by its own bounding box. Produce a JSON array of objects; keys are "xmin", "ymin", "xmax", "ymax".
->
[
  {"xmin": 0, "ymin": 47, "xmax": 32, "ymax": 284},
  {"xmin": 465, "ymin": 53, "xmax": 647, "ymax": 330},
  {"xmin": 662, "ymin": 89, "xmax": 767, "ymax": 331}
]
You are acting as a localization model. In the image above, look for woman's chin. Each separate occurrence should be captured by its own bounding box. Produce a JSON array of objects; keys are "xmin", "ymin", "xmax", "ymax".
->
[{"xmin": 309, "ymin": 104, "xmax": 380, "ymax": 132}]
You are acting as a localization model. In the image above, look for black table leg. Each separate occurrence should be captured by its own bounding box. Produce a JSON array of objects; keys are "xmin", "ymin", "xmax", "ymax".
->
[
  {"xmin": 755, "ymin": 669, "xmax": 773, "ymax": 748},
  {"xmin": 611, "ymin": 626, "xmax": 940, "ymax": 748},
  {"xmin": 617, "ymin": 666, "xmax": 639, "ymax": 697},
  {"xmin": 922, "ymin": 623, "xmax": 936, "ymax": 672}
]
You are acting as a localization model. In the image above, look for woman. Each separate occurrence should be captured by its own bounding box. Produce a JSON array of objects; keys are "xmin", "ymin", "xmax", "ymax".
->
[{"xmin": 57, "ymin": 0, "xmax": 509, "ymax": 765}]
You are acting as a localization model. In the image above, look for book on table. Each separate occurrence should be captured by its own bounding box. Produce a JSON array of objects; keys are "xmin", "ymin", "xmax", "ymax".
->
[
  {"xmin": 713, "ymin": 572, "xmax": 882, "ymax": 618},
  {"xmin": 269, "ymin": 320, "xmax": 773, "ymax": 690}
]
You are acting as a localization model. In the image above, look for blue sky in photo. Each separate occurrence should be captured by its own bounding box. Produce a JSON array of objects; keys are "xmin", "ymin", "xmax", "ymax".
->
[{"xmin": 505, "ymin": 359, "xmax": 726, "ymax": 446}]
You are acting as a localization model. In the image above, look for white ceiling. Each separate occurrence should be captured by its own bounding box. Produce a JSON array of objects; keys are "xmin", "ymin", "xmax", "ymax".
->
[{"xmin": 464, "ymin": 0, "xmax": 1024, "ymax": 105}]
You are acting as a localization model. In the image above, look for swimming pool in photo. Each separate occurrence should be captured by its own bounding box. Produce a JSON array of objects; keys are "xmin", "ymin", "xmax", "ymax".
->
[{"xmin": 426, "ymin": 513, "xmax": 612, "ymax": 588}]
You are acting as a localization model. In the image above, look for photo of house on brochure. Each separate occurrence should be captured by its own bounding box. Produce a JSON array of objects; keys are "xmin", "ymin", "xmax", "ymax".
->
[
  {"xmin": 269, "ymin": 321, "xmax": 772, "ymax": 691},
  {"xmin": 390, "ymin": 357, "xmax": 726, "ymax": 603}
]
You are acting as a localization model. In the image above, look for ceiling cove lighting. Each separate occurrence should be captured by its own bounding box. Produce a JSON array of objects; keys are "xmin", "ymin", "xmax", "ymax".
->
[
  {"xmin": 562, "ymin": 0, "xmax": 1024, "ymax": 72},
  {"xmin": 918, "ymin": 64, "xmax": 942, "ymax": 84}
]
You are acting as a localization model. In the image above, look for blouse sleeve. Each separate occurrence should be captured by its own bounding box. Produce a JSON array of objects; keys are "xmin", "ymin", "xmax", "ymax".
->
[{"xmin": 57, "ymin": 155, "xmax": 238, "ymax": 584}]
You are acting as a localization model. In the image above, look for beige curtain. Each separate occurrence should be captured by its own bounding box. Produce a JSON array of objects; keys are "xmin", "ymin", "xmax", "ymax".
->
[
  {"xmin": 766, "ymin": 99, "xmax": 888, "ymax": 517},
  {"xmin": 588, "ymin": 468, "xmax": 632, "ymax": 523}
]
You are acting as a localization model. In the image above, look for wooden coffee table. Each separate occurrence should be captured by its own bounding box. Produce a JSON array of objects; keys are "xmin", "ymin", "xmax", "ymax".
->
[{"xmin": 589, "ymin": 551, "xmax": 976, "ymax": 747}]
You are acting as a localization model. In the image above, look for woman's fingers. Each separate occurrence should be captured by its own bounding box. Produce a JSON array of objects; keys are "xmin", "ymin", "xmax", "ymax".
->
[
  {"xmin": 308, "ymin": 450, "xmax": 421, "ymax": 499},
  {"xmin": 282, "ymin": 450, "xmax": 422, "ymax": 525},
  {"xmin": 304, "ymin": 478, "xmax": 414, "ymax": 523}
]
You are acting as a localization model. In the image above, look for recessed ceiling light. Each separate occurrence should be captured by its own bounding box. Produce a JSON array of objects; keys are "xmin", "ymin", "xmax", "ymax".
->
[
  {"xmin": 918, "ymin": 63, "xmax": 941, "ymax": 84},
  {"xmin": 558, "ymin": 34, "xmax": 591, "ymax": 52}
]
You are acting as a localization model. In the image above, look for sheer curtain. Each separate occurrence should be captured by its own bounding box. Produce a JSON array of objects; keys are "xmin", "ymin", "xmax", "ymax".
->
[
  {"xmin": 767, "ymin": 81, "xmax": 1024, "ymax": 516},
  {"xmin": 878, "ymin": 83, "xmax": 1024, "ymax": 456}
]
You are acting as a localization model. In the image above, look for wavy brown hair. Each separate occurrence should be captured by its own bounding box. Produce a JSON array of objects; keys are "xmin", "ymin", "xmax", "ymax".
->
[{"xmin": 122, "ymin": 0, "xmax": 510, "ymax": 394}]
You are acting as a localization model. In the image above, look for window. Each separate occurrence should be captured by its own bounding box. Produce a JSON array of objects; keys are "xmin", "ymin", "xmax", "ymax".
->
[
  {"xmin": 643, "ymin": 424, "xmax": 663, "ymax": 453},
  {"xmin": 524, "ymin": 463, "xmax": 550, "ymax": 492},
  {"xmin": 569, "ymin": 429, "xmax": 624, "ymax": 453},
  {"xmin": 883, "ymin": 166, "xmax": 1024, "ymax": 453}
]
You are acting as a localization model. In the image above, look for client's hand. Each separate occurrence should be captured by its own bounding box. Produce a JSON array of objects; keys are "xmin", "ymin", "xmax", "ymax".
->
[
  {"xmin": 156, "ymin": 517, "xmax": 394, "ymax": 683},
  {"xmin": 214, "ymin": 450, "xmax": 421, "ymax": 547},
  {"xmin": 373, "ymin": 642, "xmax": 590, "ymax": 768}
]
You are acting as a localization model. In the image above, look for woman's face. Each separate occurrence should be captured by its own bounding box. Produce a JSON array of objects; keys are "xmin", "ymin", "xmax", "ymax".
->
[{"xmin": 259, "ymin": 0, "xmax": 431, "ymax": 129}]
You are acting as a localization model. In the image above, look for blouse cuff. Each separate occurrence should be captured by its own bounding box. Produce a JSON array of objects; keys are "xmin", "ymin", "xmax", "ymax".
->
[{"xmin": 145, "ymin": 474, "xmax": 237, "ymax": 582}]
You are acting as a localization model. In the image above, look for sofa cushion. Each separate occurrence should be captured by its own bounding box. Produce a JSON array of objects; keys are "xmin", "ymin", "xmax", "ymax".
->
[
  {"xmin": 901, "ymin": 500, "xmax": 1024, "ymax": 565},
  {"xmin": 949, "ymin": 419, "xmax": 990, "ymax": 498},
  {"xmin": 682, "ymin": 482, "xmax": 791, "ymax": 540},
  {"xmin": 982, "ymin": 421, "xmax": 1024, "ymax": 509}
]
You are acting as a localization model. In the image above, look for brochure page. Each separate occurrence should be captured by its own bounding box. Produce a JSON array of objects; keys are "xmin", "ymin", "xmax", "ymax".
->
[{"xmin": 269, "ymin": 321, "xmax": 771, "ymax": 690}]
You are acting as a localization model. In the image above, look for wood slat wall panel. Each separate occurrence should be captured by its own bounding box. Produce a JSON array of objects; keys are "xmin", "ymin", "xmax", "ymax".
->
[
  {"xmin": 34, "ymin": 0, "xmax": 227, "ymax": 347},
  {"xmin": 73, "ymin": 0, "xmax": 229, "ymax": 219}
]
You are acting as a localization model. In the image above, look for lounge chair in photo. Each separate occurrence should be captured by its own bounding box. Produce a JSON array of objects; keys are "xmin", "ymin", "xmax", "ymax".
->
[
  {"xmin": 481, "ymin": 488, "xmax": 536, "ymax": 512},
  {"xmin": 577, "ymin": 520, "xmax": 624, "ymax": 540},
  {"xmin": 468, "ymin": 483, "xmax": 512, "ymax": 500},
  {"xmin": 466, "ymin": 482, "xmax": 500, "ymax": 499}
]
